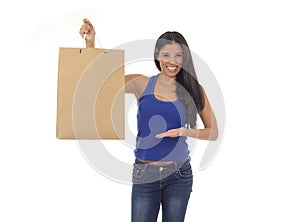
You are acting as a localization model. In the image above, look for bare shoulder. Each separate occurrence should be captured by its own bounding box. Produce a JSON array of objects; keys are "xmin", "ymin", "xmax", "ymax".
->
[
  {"xmin": 125, "ymin": 74, "xmax": 149, "ymax": 98},
  {"xmin": 125, "ymin": 74, "xmax": 149, "ymax": 84}
]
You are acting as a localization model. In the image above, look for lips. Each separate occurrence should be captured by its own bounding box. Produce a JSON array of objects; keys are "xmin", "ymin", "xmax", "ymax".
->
[{"xmin": 166, "ymin": 65, "xmax": 177, "ymax": 72}]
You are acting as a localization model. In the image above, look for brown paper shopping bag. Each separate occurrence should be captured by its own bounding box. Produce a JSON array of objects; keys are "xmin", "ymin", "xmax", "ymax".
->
[{"xmin": 56, "ymin": 47, "xmax": 124, "ymax": 139}]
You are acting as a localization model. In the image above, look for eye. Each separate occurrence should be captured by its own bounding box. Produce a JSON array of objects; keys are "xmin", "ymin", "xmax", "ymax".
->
[
  {"xmin": 176, "ymin": 53, "xmax": 183, "ymax": 57},
  {"xmin": 162, "ymin": 53, "xmax": 169, "ymax": 57}
]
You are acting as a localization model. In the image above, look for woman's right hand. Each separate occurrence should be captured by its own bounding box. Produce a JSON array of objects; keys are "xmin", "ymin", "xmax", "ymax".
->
[{"xmin": 79, "ymin": 18, "xmax": 96, "ymax": 48}]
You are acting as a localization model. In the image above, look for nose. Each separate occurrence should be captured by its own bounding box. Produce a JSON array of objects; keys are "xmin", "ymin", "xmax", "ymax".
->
[{"xmin": 167, "ymin": 56, "xmax": 177, "ymax": 65}]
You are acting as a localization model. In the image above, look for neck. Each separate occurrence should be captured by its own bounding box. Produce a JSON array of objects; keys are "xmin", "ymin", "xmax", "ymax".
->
[{"xmin": 158, "ymin": 73, "xmax": 177, "ymax": 85}]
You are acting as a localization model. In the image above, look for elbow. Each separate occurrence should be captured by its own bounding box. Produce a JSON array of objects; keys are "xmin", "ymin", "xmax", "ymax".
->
[{"xmin": 208, "ymin": 128, "xmax": 219, "ymax": 141}]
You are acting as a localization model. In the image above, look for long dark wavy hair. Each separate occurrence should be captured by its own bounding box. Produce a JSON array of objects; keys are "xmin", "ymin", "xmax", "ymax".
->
[{"xmin": 154, "ymin": 31, "xmax": 205, "ymax": 128}]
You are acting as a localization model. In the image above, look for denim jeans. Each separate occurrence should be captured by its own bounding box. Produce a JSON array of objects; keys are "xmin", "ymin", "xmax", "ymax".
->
[{"xmin": 131, "ymin": 157, "xmax": 193, "ymax": 222}]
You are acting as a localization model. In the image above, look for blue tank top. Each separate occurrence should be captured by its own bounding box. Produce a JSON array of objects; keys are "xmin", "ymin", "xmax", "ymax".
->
[{"xmin": 134, "ymin": 75, "xmax": 189, "ymax": 161}]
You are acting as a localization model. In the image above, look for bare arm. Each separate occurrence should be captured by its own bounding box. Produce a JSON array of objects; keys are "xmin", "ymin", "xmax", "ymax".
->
[
  {"xmin": 184, "ymin": 87, "xmax": 218, "ymax": 140},
  {"xmin": 156, "ymin": 86, "xmax": 219, "ymax": 141},
  {"xmin": 125, "ymin": 74, "xmax": 149, "ymax": 99},
  {"xmin": 79, "ymin": 19, "xmax": 149, "ymax": 98}
]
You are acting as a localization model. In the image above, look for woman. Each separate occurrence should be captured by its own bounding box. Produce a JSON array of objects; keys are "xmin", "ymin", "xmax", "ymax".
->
[{"xmin": 80, "ymin": 18, "xmax": 218, "ymax": 222}]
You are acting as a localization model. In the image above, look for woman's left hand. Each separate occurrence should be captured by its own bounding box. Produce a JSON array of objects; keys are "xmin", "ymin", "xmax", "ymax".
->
[{"xmin": 156, "ymin": 127, "xmax": 186, "ymax": 139}]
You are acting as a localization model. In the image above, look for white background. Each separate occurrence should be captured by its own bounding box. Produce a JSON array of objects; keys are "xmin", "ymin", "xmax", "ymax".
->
[{"xmin": 1, "ymin": 0, "xmax": 300, "ymax": 221}]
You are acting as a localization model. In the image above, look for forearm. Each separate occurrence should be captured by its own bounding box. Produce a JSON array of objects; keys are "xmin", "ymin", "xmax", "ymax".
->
[
  {"xmin": 183, "ymin": 127, "xmax": 218, "ymax": 141},
  {"xmin": 86, "ymin": 39, "xmax": 95, "ymax": 48}
]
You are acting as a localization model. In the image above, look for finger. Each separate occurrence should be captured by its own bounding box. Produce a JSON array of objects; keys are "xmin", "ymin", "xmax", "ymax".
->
[
  {"xmin": 79, "ymin": 27, "xmax": 87, "ymax": 37},
  {"xmin": 167, "ymin": 128, "xmax": 182, "ymax": 136},
  {"xmin": 155, "ymin": 133, "xmax": 165, "ymax": 139},
  {"xmin": 83, "ymin": 18, "xmax": 91, "ymax": 26},
  {"xmin": 158, "ymin": 131, "xmax": 173, "ymax": 138},
  {"xmin": 167, "ymin": 129, "xmax": 179, "ymax": 137},
  {"xmin": 80, "ymin": 25, "xmax": 91, "ymax": 35},
  {"xmin": 83, "ymin": 18, "xmax": 94, "ymax": 29},
  {"xmin": 156, "ymin": 134, "xmax": 162, "ymax": 138}
]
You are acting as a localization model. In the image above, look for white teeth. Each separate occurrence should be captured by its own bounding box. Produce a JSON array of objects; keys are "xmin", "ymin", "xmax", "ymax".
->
[{"xmin": 167, "ymin": 66, "xmax": 177, "ymax": 73}]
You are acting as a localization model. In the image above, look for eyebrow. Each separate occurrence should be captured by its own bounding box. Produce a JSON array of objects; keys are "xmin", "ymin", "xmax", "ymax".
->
[{"xmin": 160, "ymin": 51, "xmax": 183, "ymax": 54}]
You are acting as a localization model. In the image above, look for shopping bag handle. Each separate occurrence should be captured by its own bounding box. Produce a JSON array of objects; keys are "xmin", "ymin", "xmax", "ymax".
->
[{"xmin": 80, "ymin": 29, "xmax": 102, "ymax": 53}]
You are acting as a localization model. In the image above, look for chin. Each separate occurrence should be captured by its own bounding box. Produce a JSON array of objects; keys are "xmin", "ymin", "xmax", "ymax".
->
[{"xmin": 162, "ymin": 68, "xmax": 181, "ymax": 77}]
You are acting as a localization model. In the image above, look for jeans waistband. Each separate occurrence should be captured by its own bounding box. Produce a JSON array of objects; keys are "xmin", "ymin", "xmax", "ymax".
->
[{"xmin": 134, "ymin": 157, "xmax": 190, "ymax": 173}]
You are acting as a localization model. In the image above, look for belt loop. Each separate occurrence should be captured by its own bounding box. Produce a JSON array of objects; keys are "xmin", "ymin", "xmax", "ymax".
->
[
  {"xmin": 174, "ymin": 161, "xmax": 178, "ymax": 169},
  {"xmin": 144, "ymin": 163, "xmax": 148, "ymax": 171}
]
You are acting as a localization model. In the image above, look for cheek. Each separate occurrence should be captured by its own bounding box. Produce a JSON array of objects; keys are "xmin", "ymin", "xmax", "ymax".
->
[
  {"xmin": 159, "ymin": 59, "xmax": 168, "ymax": 67},
  {"xmin": 159, "ymin": 57, "xmax": 169, "ymax": 64},
  {"xmin": 176, "ymin": 58, "xmax": 183, "ymax": 66},
  {"xmin": 159, "ymin": 58, "xmax": 183, "ymax": 66}
]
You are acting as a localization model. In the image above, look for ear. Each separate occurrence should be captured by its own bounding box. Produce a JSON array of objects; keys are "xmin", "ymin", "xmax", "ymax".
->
[{"xmin": 155, "ymin": 52, "xmax": 160, "ymax": 61}]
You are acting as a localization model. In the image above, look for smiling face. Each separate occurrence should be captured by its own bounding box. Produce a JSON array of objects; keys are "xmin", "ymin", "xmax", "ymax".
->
[{"xmin": 156, "ymin": 43, "xmax": 183, "ymax": 78}]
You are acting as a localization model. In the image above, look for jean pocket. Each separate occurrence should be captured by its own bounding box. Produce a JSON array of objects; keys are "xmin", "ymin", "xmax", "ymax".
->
[
  {"xmin": 175, "ymin": 163, "xmax": 193, "ymax": 182},
  {"xmin": 132, "ymin": 164, "xmax": 147, "ymax": 183}
]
